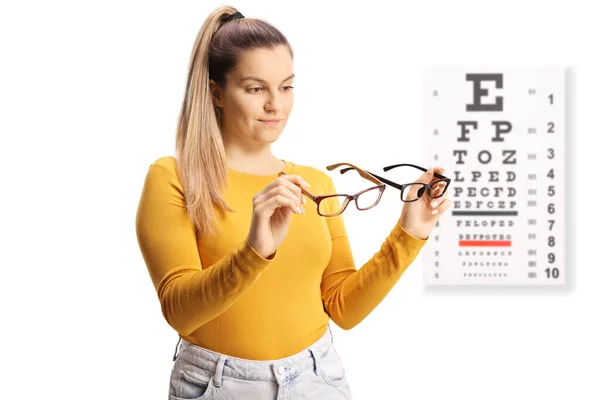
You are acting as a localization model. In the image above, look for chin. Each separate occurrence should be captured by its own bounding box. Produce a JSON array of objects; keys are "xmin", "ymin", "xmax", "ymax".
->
[
  {"xmin": 262, "ymin": 134, "xmax": 282, "ymax": 144},
  {"xmin": 258, "ymin": 129, "xmax": 284, "ymax": 142}
]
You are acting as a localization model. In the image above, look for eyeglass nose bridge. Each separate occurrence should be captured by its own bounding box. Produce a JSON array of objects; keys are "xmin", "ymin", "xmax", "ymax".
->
[
  {"xmin": 319, "ymin": 193, "xmax": 366, "ymax": 216},
  {"xmin": 317, "ymin": 184, "xmax": 386, "ymax": 217},
  {"xmin": 349, "ymin": 193, "xmax": 367, "ymax": 210},
  {"xmin": 317, "ymin": 194, "xmax": 351, "ymax": 217},
  {"xmin": 340, "ymin": 194, "xmax": 355, "ymax": 213}
]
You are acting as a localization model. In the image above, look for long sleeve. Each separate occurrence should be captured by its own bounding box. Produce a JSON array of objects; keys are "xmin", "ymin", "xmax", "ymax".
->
[
  {"xmin": 135, "ymin": 163, "xmax": 275, "ymax": 336},
  {"xmin": 320, "ymin": 177, "xmax": 428, "ymax": 330}
]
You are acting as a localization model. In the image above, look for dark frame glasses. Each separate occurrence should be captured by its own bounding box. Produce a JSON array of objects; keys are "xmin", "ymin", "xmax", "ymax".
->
[{"xmin": 340, "ymin": 163, "xmax": 451, "ymax": 202}]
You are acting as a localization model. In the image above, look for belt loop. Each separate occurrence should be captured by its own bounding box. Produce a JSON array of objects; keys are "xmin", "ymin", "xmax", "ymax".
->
[
  {"xmin": 172, "ymin": 337, "xmax": 182, "ymax": 361},
  {"xmin": 213, "ymin": 355, "xmax": 228, "ymax": 387},
  {"xmin": 328, "ymin": 324, "xmax": 334, "ymax": 343}
]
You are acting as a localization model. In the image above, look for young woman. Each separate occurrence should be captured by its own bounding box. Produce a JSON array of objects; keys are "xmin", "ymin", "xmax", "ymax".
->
[{"xmin": 135, "ymin": 5, "xmax": 450, "ymax": 399}]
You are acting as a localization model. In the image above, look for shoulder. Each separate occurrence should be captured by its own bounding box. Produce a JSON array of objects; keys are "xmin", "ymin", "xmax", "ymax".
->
[
  {"xmin": 150, "ymin": 155, "xmax": 178, "ymax": 174},
  {"xmin": 145, "ymin": 155, "xmax": 179, "ymax": 179},
  {"xmin": 143, "ymin": 155, "xmax": 182, "ymax": 188}
]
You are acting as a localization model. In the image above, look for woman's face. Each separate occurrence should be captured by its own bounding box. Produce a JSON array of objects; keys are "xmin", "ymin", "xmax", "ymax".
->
[{"xmin": 211, "ymin": 45, "xmax": 294, "ymax": 148}]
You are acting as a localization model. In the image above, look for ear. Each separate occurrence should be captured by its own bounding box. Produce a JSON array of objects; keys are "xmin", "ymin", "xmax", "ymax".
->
[{"xmin": 209, "ymin": 79, "xmax": 224, "ymax": 108}]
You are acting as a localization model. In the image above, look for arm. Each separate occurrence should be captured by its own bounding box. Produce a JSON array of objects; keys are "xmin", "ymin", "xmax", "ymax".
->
[
  {"xmin": 320, "ymin": 177, "xmax": 427, "ymax": 330},
  {"xmin": 135, "ymin": 163, "xmax": 275, "ymax": 336}
]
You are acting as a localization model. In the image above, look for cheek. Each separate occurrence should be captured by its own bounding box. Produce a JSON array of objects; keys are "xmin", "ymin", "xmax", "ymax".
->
[
  {"xmin": 238, "ymin": 98, "xmax": 263, "ymax": 118},
  {"xmin": 227, "ymin": 98, "xmax": 246, "ymax": 114},
  {"xmin": 279, "ymin": 97, "xmax": 293, "ymax": 116},
  {"xmin": 224, "ymin": 92, "xmax": 253, "ymax": 116}
]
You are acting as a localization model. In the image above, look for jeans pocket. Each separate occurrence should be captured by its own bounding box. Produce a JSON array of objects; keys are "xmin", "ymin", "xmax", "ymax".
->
[
  {"xmin": 316, "ymin": 346, "xmax": 348, "ymax": 387},
  {"xmin": 169, "ymin": 367, "xmax": 215, "ymax": 400}
]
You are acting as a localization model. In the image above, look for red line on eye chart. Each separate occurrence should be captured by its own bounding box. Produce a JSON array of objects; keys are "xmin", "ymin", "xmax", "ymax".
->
[{"xmin": 459, "ymin": 240, "xmax": 512, "ymax": 247}]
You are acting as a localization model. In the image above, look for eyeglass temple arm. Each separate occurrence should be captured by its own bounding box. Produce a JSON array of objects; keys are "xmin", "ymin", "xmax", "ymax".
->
[
  {"xmin": 325, "ymin": 162, "xmax": 382, "ymax": 185},
  {"xmin": 278, "ymin": 171, "xmax": 318, "ymax": 201},
  {"xmin": 339, "ymin": 167, "xmax": 404, "ymax": 191},
  {"xmin": 383, "ymin": 163, "xmax": 448, "ymax": 180}
]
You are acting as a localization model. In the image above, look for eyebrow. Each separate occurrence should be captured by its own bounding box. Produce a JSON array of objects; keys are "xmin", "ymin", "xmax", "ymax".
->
[{"xmin": 239, "ymin": 74, "xmax": 295, "ymax": 84}]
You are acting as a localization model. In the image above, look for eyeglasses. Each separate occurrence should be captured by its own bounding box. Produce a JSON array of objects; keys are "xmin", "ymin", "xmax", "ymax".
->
[
  {"xmin": 340, "ymin": 163, "xmax": 451, "ymax": 202},
  {"xmin": 279, "ymin": 162, "xmax": 386, "ymax": 217}
]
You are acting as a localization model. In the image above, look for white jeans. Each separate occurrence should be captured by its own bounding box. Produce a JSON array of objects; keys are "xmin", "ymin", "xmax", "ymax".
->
[{"xmin": 168, "ymin": 324, "xmax": 352, "ymax": 400}]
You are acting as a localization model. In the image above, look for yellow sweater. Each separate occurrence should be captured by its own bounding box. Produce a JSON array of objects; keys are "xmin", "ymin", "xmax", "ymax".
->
[{"xmin": 136, "ymin": 156, "xmax": 427, "ymax": 360}]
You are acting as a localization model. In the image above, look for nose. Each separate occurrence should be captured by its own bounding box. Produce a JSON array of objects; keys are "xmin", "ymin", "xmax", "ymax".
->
[{"xmin": 264, "ymin": 93, "xmax": 283, "ymax": 112}]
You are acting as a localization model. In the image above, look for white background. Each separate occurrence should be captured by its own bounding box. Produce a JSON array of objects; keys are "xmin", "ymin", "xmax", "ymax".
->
[{"xmin": 1, "ymin": 1, "xmax": 598, "ymax": 399}]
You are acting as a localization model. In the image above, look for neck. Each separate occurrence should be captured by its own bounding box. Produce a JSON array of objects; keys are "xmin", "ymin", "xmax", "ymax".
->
[{"xmin": 224, "ymin": 146, "xmax": 283, "ymax": 175}]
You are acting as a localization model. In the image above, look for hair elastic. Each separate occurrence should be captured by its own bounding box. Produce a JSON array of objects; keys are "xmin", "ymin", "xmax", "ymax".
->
[{"xmin": 223, "ymin": 11, "xmax": 244, "ymax": 23}]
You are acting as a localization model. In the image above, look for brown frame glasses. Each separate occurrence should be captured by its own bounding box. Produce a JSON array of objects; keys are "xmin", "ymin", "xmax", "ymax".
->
[
  {"xmin": 341, "ymin": 163, "xmax": 451, "ymax": 202},
  {"xmin": 279, "ymin": 162, "xmax": 386, "ymax": 217}
]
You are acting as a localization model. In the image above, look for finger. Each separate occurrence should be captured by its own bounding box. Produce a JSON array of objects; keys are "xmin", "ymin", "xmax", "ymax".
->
[
  {"xmin": 429, "ymin": 197, "xmax": 443, "ymax": 212},
  {"xmin": 432, "ymin": 182, "xmax": 446, "ymax": 196},
  {"xmin": 414, "ymin": 168, "xmax": 435, "ymax": 193},
  {"xmin": 264, "ymin": 174, "xmax": 306, "ymax": 192},
  {"xmin": 429, "ymin": 190, "xmax": 449, "ymax": 212},
  {"xmin": 275, "ymin": 175, "xmax": 307, "ymax": 204},
  {"xmin": 264, "ymin": 185, "xmax": 304, "ymax": 213},
  {"xmin": 431, "ymin": 185, "xmax": 449, "ymax": 201},
  {"xmin": 254, "ymin": 195, "xmax": 294, "ymax": 220},
  {"xmin": 277, "ymin": 173, "xmax": 310, "ymax": 190},
  {"xmin": 254, "ymin": 184, "xmax": 297, "ymax": 213},
  {"xmin": 272, "ymin": 193, "xmax": 305, "ymax": 214},
  {"xmin": 416, "ymin": 166, "xmax": 445, "ymax": 183},
  {"xmin": 414, "ymin": 166, "xmax": 446, "ymax": 200},
  {"xmin": 260, "ymin": 175, "xmax": 309, "ymax": 205},
  {"xmin": 431, "ymin": 197, "xmax": 451, "ymax": 216},
  {"xmin": 256, "ymin": 194, "xmax": 301, "ymax": 216}
]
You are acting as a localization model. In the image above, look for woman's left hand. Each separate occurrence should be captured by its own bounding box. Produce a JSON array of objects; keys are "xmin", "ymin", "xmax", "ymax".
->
[{"xmin": 398, "ymin": 166, "xmax": 450, "ymax": 240}]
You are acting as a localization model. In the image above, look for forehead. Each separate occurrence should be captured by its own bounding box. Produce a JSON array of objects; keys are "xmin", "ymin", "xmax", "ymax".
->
[{"xmin": 230, "ymin": 45, "xmax": 293, "ymax": 82}]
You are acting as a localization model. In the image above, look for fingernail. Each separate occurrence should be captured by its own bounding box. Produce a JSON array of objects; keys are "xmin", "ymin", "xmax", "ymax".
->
[
  {"xmin": 302, "ymin": 181, "xmax": 310, "ymax": 188},
  {"xmin": 302, "ymin": 197, "xmax": 307, "ymax": 204},
  {"xmin": 301, "ymin": 206, "xmax": 306, "ymax": 213},
  {"xmin": 296, "ymin": 207, "xmax": 302, "ymax": 214},
  {"xmin": 432, "ymin": 209, "xmax": 439, "ymax": 215},
  {"xmin": 427, "ymin": 167, "xmax": 433, "ymax": 175},
  {"xmin": 431, "ymin": 200, "xmax": 439, "ymax": 208}
]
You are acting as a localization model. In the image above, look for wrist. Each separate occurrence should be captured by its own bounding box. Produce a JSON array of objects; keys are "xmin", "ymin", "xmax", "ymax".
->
[
  {"xmin": 398, "ymin": 222, "xmax": 428, "ymax": 241},
  {"xmin": 246, "ymin": 238, "xmax": 275, "ymax": 260}
]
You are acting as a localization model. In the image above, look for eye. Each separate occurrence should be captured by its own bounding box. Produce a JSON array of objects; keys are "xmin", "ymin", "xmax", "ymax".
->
[{"xmin": 247, "ymin": 86, "xmax": 294, "ymax": 93}]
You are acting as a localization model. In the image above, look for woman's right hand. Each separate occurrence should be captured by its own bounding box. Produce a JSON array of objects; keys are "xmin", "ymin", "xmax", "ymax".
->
[{"xmin": 247, "ymin": 174, "xmax": 309, "ymax": 259}]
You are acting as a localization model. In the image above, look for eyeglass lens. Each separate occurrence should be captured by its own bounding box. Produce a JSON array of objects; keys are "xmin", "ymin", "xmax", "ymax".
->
[
  {"xmin": 318, "ymin": 187, "xmax": 381, "ymax": 216},
  {"xmin": 401, "ymin": 180, "xmax": 448, "ymax": 202}
]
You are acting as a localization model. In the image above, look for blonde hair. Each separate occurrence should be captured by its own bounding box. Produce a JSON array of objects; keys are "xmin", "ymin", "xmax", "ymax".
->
[{"xmin": 174, "ymin": 5, "xmax": 293, "ymax": 240}]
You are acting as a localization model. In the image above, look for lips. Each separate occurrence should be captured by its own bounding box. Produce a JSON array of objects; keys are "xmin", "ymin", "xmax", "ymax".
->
[{"xmin": 259, "ymin": 119, "xmax": 282, "ymax": 126}]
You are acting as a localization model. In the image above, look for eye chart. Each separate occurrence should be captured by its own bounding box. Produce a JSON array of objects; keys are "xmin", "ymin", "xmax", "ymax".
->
[{"xmin": 422, "ymin": 68, "xmax": 566, "ymax": 285}]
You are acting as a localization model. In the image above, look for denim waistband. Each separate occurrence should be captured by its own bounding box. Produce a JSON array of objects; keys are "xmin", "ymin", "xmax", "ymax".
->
[{"xmin": 174, "ymin": 325, "xmax": 334, "ymax": 384}]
